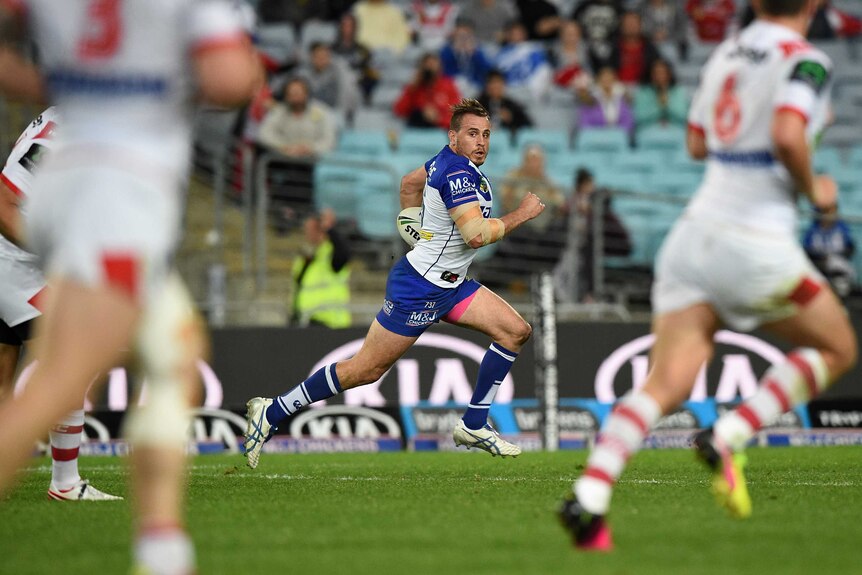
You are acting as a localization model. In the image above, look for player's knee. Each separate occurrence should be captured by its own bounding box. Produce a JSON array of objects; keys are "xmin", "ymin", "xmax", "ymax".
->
[{"xmin": 511, "ymin": 320, "xmax": 532, "ymax": 347}]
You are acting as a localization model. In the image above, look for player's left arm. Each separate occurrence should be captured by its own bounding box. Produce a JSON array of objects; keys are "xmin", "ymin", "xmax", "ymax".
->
[
  {"xmin": 450, "ymin": 193, "xmax": 544, "ymax": 249},
  {"xmin": 400, "ymin": 166, "xmax": 426, "ymax": 209},
  {"xmin": 0, "ymin": 4, "xmax": 45, "ymax": 103},
  {"xmin": 772, "ymin": 55, "xmax": 833, "ymax": 209}
]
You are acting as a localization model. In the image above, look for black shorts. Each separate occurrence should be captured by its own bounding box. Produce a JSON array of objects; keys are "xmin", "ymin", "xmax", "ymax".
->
[{"xmin": 0, "ymin": 317, "xmax": 31, "ymax": 346}]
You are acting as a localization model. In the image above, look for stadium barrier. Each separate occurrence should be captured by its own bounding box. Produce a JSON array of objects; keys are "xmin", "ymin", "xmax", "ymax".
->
[{"xmin": 18, "ymin": 317, "xmax": 862, "ymax": 454}]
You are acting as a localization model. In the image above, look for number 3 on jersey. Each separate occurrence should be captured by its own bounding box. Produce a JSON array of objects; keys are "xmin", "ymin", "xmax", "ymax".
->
[
  {"xmin": 715, "ymin": 74, "xmax": 741, "ymax": 143},
  {"xmin": 78, "ymin": 0, "xmax": 123, "ymax": 60}
]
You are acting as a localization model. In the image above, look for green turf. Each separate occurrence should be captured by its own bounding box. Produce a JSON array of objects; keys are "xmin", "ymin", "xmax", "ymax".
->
[{"xmin": 2, "ymin": 447, "xmax": 862, "ymax": 575}]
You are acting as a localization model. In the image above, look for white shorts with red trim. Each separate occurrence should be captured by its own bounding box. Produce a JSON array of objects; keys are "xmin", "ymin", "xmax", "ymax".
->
[
  {"xmin": 0, "ymin": 253, "xmax": 45, "ymax": 327},
  {"xmin": 652, "ymin": 216, "xmax": 824, "ymax": 332},
  {"xmin": 25, "ymin": 165, "xmax": 180, "ymax": 303}
]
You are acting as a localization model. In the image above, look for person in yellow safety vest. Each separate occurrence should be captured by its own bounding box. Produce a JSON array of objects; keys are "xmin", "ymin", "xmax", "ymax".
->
[{"xmin": 292, "ymin": 208, "xmax": 352, "ymax": 327}]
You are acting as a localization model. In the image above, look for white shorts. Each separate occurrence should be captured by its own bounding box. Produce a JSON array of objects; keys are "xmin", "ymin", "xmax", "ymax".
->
[
  {"xmin": 652, "ymin": 217, "xmax": 824, "ymax": 332},
  {"xmin": 25, "ymin": 165, "xmax": 181, "ymax": 303},
  {"xmin": 0, "ymin": 254, "xmax": 46, "ymax": 327}
]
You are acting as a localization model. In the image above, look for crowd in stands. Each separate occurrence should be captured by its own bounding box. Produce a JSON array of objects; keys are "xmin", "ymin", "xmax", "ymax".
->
[{"xmin": 230, "ymin": 0, "xmax": 862, "ymax": 302}]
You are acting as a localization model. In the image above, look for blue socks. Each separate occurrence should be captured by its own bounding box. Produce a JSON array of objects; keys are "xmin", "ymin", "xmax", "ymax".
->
[
  {"xmin": 266, "ymin": 363, "xmax": 343, "ymax": 427},
  {"xmin": 462, "ymin": 343, "xmax": 518, "ymax": 430}
]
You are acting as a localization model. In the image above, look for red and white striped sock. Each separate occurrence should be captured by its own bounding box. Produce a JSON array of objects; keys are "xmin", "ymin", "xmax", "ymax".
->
[
  {"xmin": 715, "ymin": 348, "xmax": 830, "ymax": 452},
  {"xmin": 50, "ymin": 409, "xmax": 84, "ymax": 489},
  {"xmin": 574, "ymin": 392, "xmax": 662, "ymax": 515},
  {"xmin": 135, "ymin": 523, "xmax": 196, "ymax": 575}
]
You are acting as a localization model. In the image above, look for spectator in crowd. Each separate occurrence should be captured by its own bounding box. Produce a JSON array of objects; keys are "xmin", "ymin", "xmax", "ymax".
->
[
  {"xmin": 516, "ymin": 0, "xmax": 562, "ymax": 41},
  {"xmin": 258, "ymin": 78, "xmax": 338, "ymax": 218},
  {"xmin": 393, "ymin": 53, "xmax": 462, "ymax": 129},
  {"xmin": 494, "ymin": 21, "xmax": 554, "ymax": 101},
  {"xmin": 500, "ymin": 144, "xmax": 567, "ymax": 233},
  {"xmin": 550, "ymin": 20, "xmax": 591, "ymax": 90},
  {"xmin": 573, "ymin": 0, "xmax": 623, "ymax": 72},
  {"xmin": 490, "ymin": 144, "xmax": 568, "ymax": 285},
  {"xmin": 459, "ymin": 0, "xmax": 519, "ymax": 44},
  {"xmin": 640, "ymin": 0, "xmax": 688, "ymax": 60},
  {"xmin": 568, "ymin": 168, "xmax": 632, "ymax": 301},
  {"xmin": 258, "ymin": 0, "xmax": 330, "ymax": 26},
  {"xmin": 440, "ymin": 19, "xmax": 493, "ymax": 95},
  {"xmin": 353, "ymin": 0, "xmax": 412, "ymax": 54},
  {"xmin": 259, "ymin": 77, "xmax": 338, "ymax": 158},
  {"xmin": 297, "ymin": 42, "xmax": 360, "ymax": 117},
  {"xmin": 292, "ymin": 209, "xmax": 353, "ymax": 328},
  {"xmin": 685, "ymin": 0, "xmax": 736, "ymax": 43},
  {"xmin": 611, "ymin": 11, "xmax": 661, "ymax": 85},
  {"xmin": 633, "ymin": 59, "xmax": 688, "ymax": 129},
  {"xmin": 576, "ymin": 66, "xmax": 635, "ymax": 138},
  {"xmin": 804, "ymin": 201, "xmax": 857, "ymax": 298},
  {"xmin": 332, "ymin": 13, "xmax": 379, "ymax": 103},
  {"xmin": 411, "ymin": 0, "xmax": 461, "ymax": 51},
  {"xmin": 476, "ymin": 69, "xmax": 533, "ymax": 134}
]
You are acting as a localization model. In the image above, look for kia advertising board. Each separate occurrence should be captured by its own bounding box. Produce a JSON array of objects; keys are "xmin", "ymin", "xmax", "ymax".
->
[{"xmin": 15, "ymin": 319, "xmax": 862, "ymax": 454}]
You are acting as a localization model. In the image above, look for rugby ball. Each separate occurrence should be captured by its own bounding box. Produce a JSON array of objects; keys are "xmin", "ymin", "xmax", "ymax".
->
[{"xmin": 397, "ymin": 206, "xmax": 423, "ymax": 247}]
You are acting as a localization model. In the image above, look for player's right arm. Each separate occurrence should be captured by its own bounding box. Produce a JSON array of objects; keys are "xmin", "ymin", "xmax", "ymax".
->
[
  {"xmin": 400, "ymin": 166, "xmax": 426, "ymax": 209},
  {"xmin": 450, "ymin": 194, "xmax": 544, "ymax": 250}
]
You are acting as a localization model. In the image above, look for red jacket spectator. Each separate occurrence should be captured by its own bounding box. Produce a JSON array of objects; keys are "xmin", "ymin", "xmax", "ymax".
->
[
  {"xmin": 393, "ymin": 53, "xmax": 461, "ymax": 129},
  {"xmin": 686, "ymin": 0, "xmax": 735, "ymax": 42},
  {"xmin": 612, "ymin": 12, "xmax": 661, "ymax": 85}
]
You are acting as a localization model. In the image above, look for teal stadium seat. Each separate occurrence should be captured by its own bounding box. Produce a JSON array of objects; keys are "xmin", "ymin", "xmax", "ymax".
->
[
  {"xmin": 356, "ymin": 190, "xmax": 400, "ymax": 240},
  {"xmin": 597, "ymin": 172, "xmax": 648, "ymax": 193},
  {"xmin": 398, "ymin": 129, "xmax": 448, "ymax": 156},
  {"xmin": 514, "ymin": 128, "xmax": 571, "ymax": 155},
  {"xmin": 336, "ymin": 130, "xmax": 391, "ymax": 158},
  {"xmin": 848, "ymin": 145, "xmax": 862, "ymax": 167},
  {"xmin": 550, "ymin": 151, "xmax": 616, "ymax": 186},
  {"xmin": 313, "ymin": 162, "xmax": 361, "ymax": 219},
  {"xmin": 814, "ymin": 146, "xmax": 844, "ymax": 174},
  {"xmin": 615, "ymin": 149, "xmax": 669, "ymax": 176},
  {"xmin": 636, "ymin": 124, "xmax": 686, "ymax": 151},
  {"xmin": 651, "ymin": 172, "xmax": 702, "ymax": 197},
  {"xmin": 575, "ymin": 127, "xmax": 630, "ymax": 153}
]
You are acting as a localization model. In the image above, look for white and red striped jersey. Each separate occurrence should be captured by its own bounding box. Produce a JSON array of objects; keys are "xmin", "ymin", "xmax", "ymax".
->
[
  {"xmin": 0, "ymin": 106, "xmax": 59, "ymax": 262},
  {"xmin": 5, "ymin": 0, "xmax": 248, "ymax": 179},
  {"xmin": 686, "ymin": 19, "xmax": 833, "ymax": 234}
]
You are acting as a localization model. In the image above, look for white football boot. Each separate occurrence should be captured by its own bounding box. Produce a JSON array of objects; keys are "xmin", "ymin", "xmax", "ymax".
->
[
  {"xmin": 47, "ymin": 479, "xmax": 123, "ymax": 501},
  {"xmin": 453, "ymin": 419, "xmax": 522, "ymax": 457},
  {"xmin": 243, "ymin": 397, "xmax": 274, "ymax": 469}
]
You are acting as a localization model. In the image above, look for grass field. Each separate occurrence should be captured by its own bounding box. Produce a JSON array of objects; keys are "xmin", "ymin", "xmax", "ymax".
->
[{"xmin": 2, "ymin": 447, "xmax": 862, "ymax": 575}]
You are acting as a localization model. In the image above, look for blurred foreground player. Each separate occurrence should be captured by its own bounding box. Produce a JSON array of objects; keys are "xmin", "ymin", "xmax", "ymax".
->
[
  {"xmin": 0, "ymin": 1, "xmax": 260, "ymax": 573},
  {"xmin": 560, "ymin": 0, "xmax": 857, "ymax": 550},
  {"xmin": 0, "ymin": 107, "xmax": 120, "ymax": 501},
  {"xmin": 244, "ymin": 99, "xmax": 545, "ymax": 467}
]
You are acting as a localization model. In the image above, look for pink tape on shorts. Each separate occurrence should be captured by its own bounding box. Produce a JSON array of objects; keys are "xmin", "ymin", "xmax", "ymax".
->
[{"xmin": 443, "ymin": 291, "xmax": 478, "ymax": 323}]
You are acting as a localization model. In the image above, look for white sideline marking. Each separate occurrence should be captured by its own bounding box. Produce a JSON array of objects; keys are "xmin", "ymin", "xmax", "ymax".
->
[
  {"xmin": 23, "ymin": 465, "xmax": 859, "ymax": 488},
  {"xmin": 225, "ymin": 474, "xmax": 859, "ymax": 487}
]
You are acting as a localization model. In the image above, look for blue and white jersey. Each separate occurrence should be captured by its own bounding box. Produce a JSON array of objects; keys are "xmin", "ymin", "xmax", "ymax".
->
[{"xmin": 405, "ymin": 145, "xmax": 493, "ymax": 289}]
